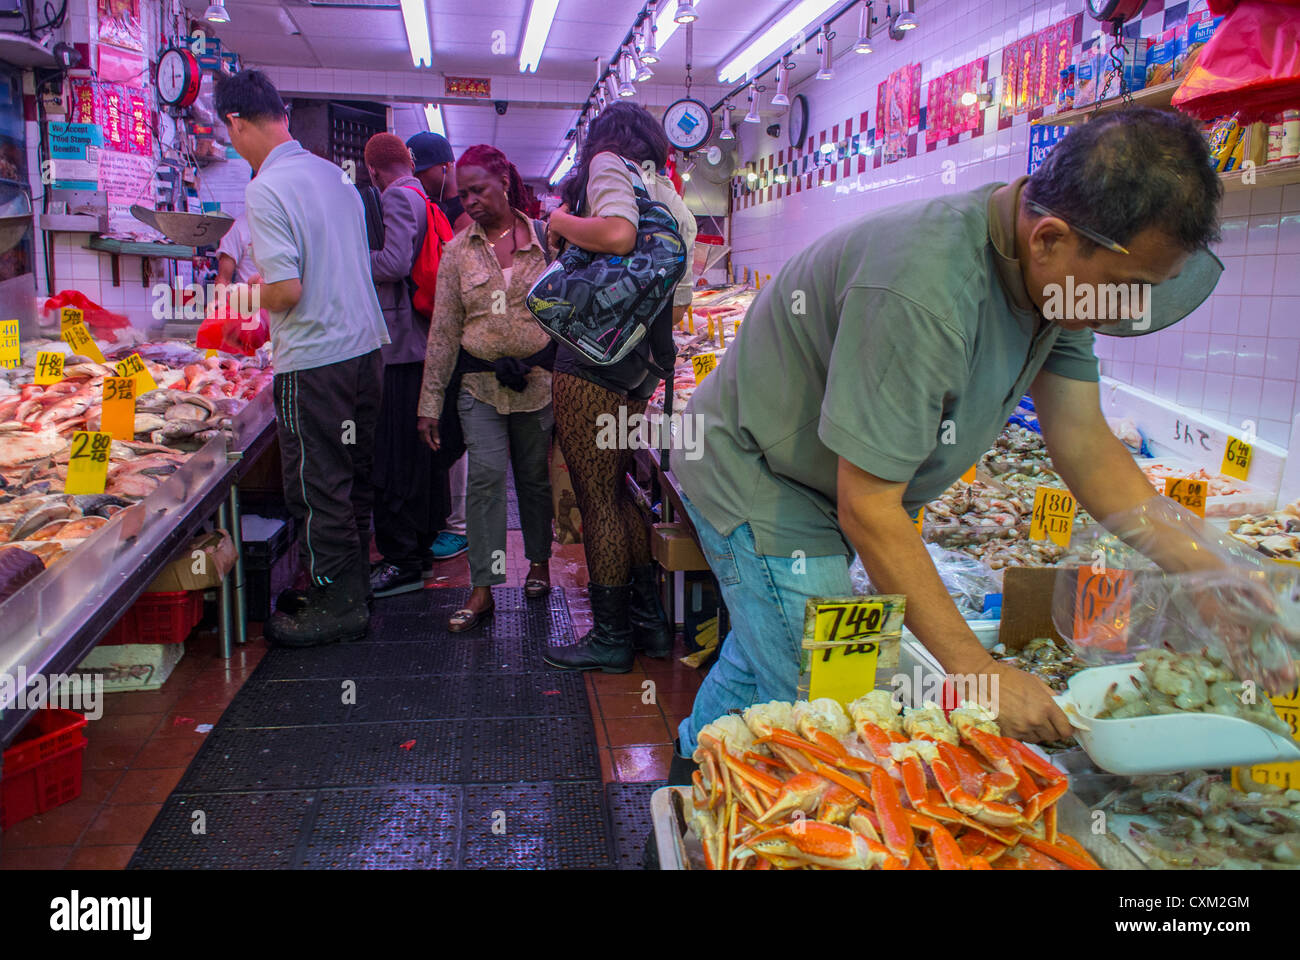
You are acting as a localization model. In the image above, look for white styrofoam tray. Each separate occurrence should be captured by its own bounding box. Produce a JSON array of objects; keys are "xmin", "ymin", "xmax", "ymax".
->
[
  {"xmin": 1054, "ymin": 662, "xmax": 1300, "ymax": 775},
  {"xmin": 1136, "ymin": 457, "xmax": 1276, "ymax": 517}
]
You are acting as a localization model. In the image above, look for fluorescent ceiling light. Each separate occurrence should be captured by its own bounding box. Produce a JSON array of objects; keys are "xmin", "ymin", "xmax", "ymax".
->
[
  {"xmin": 519, "ymin": 0, "xmax": 560, "ymax": 73},
  {"xmin": 424, "ymin": 103, "xmax": 445, "ymax": 136},
  {"xmin": 204, "ymin": 0, "xmax": 229, "ymax": 23},
  {"xmin": 718, "ymin": 0, "xmax": 842, "ymax": 84},
  {"xmin": 550, "ymin": 144, "xmax": 576, "ymax": 185},
  {"xmin": 400, "ymin": 0, "xmax": 432, "ymax": 67},
  {"xmin": 654, "ymin": 0, "xmax": 704, "ymax": 52}
]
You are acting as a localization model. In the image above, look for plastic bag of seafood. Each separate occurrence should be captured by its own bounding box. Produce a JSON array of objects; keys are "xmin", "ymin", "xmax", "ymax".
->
[
  {"xmin": 851, "ymin": 544, "xmax": 1001, "ymax": 619},
  {"xmin": 1050, "ymin": 496, "xmax": 1300, "ymax": 695}
]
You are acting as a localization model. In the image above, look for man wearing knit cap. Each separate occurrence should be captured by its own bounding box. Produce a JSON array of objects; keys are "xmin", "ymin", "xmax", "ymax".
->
[
  {"xmin": 408, "ymin": 131, "xmax": 471, "ymax": 233},
  {"xmin": 364, "ymin": 133, "xmax": 455, "ymax": 596}
]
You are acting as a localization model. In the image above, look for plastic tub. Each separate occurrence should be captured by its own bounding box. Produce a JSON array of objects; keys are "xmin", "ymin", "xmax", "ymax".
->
[{"xmin": 0, "ymin": 709, "xmax": 88, "ymax": 830}]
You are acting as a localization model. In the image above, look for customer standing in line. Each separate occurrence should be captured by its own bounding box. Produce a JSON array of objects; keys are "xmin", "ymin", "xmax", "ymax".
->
[
  {"xmin": 216, "ymin": 69, "xmax": 389, "ymax": 647},
  {"xmin": 363, "ymin": 132, "xmax": 455, "ymax": 597},
  {"xmin": 417, "ymin": 144, "xmax": 554, "ymax": 633},
  {"xmin": 543, "ymin": 102, "xmax": 696, "ymax": 674},
  {"xmin": 408, "ymin": 130, "xmax": 471, "ymax": 563}
]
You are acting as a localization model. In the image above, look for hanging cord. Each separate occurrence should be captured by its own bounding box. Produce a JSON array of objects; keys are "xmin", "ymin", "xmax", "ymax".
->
[{"xmin": 684, "ymin": 21, "xmax": 693, "ymax": 98}]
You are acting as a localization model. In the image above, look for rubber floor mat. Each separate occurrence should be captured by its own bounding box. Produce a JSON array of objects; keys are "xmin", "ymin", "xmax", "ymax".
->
[
  {"xmin": 129, "ymin": 587, "xmax": 615, "ymax": 870},
  {"xmin": 606, "ymin": 781, "xmax": 667, "ymax": 870}
]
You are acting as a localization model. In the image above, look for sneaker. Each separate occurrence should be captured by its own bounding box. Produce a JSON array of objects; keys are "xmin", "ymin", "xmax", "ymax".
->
[
  {"xmin": 430, "ymin": 531, "xmax": 468, "ymax": 561},
  {"xmin": 369, "ymin": 562, "xmax": 424, "ymax": 598}
]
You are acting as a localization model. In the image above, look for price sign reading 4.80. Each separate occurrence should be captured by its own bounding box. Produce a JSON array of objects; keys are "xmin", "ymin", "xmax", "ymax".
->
[
  {"xmin": 34, "ymin": 351, "xmax": 65, "ymax": 385},
  {"xmin": 64, "ymin": 430, "xmax": 112, "ymax": 494},
  {"xmin": 1029, "ymin": 486, "xmax": 1076, "ymax": 546},
  {"xmin": 1163, "ymin": 477, "xmax": 1207, "ymax": 517},
  {"xmin": 1221, "ymin": 436, "xmax": 1253, "ymax": 482}
]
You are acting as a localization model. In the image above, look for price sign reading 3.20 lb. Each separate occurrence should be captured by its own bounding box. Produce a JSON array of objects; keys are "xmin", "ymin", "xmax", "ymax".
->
[
  {"xmin": 101, "ymin": 376, "xmax": 136, "ymax": 441},
  {"xmin": 1029, "ymin": 486, "xmax": 1076, "ymax": 546},
  {"xmin": 690, "ymin": 352, "xmax": 718, "ymax": 383},
  {"xmin": 64, "ymin": 430, "xmax": 112, "ymax": 495}
]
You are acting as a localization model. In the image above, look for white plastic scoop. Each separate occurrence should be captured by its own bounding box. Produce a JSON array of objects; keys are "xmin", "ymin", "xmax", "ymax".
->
[{"xmin": 1054, "ymin": 662, "xmax": 1300, "ymax": 776}]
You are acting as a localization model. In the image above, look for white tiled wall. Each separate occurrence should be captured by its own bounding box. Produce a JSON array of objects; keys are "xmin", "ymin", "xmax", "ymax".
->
[{"xmin": 730, "ymin": 0, "xmax": 1300, "ymax": 450}]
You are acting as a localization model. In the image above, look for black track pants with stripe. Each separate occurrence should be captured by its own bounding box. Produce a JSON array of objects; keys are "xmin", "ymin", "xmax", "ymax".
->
[{"xmin": 273, "ymin": 350, "xmax": 383, "ymax": 587}]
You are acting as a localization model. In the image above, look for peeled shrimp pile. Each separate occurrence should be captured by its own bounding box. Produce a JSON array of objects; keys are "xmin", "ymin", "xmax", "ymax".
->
[
  {"xmin": 687, "ymin": 695, "xmax": 1099, "ymax": 870},
  {"xmin": 1141, "ymin": 462, "xmax": 1246, "ymax": 498},
  {"xmin": 1099, "ymin": 770, "xmax": 1300, "ymax": 869},
  {"xmin": 1095, "ymin": 647, "xmax": 1291, "ymax": 736}
]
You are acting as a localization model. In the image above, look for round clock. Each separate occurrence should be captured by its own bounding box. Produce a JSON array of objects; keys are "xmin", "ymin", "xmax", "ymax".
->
[
  {"xmin": 1085, "ymin": 0, "xmax": 1147, "ymax": 25},
  {"xmin": 157, "ymin": 47, "xmax": 201, "ymax": 109},
  {"xmin": 662, "ymin": 98, "xmax": 714, "ymax": 151},
  {"xmin": 787, "ymin": 93, "xmax": 809, "ymax": 149}
]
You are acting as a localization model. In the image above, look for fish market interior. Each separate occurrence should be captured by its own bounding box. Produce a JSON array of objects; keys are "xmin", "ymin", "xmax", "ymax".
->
[{"xmin": 1, "ymin": 0, "xmax": 1300, "ymax": 886}]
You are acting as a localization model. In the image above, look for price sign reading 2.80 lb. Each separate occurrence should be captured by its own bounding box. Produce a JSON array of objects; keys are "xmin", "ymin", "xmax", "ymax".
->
[
  {"xmin": 799, "ymin": 594, "xmax": 905, "ymax": 706},
  {"xmin": 64, "ymin": 430, "xmax": 113, "ymax": 495},
  {"xmin": 1029, "ymin": 486, "xmax": 1076, "ymax": 546}
]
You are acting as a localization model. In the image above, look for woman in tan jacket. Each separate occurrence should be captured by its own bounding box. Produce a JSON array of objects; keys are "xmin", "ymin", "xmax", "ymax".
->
[{"xmin": 417, "ymin": 145, "xmax": 554, "ymax": 633}]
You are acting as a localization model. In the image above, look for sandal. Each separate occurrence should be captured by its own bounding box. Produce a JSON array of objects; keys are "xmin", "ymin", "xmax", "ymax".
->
[{"xmin": 448, "ymin": 601, "xmax": 494, "ymax": 632}]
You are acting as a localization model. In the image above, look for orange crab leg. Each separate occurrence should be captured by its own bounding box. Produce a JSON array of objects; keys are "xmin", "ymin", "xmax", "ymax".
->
[
  {"xmin": 928, "ymin": 823, "xmax": 968, "ymax": 870},
  {"xmin": 1025, "ymin": 781, "xmax": 1069, "ymax": 825},
  {"xmin": 812, "ymin": 760, "xmax": 875, "ymax": 806},
  {"xmin": 755, "ymin": 730, "xmax": 841, "ymax": 764},
  {"xmin": 871, "ymin": 764, "xmax": 916, "ymax": 864},
  {"xmin": 1018, "ymin": 833, "xmax": 1101, "ymax": 870},
  {"xmin": 968, "ymin": 855, "xmax": 993, "ymax": 869},
  {"xmin": 1054, "ymin": 833, "xmax": 1101, "ymax": 868}
]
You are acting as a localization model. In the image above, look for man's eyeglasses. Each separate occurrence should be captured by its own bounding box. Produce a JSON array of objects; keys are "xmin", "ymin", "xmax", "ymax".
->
[{"xmin": 1026, "ymin": 199, "xmax": 1130, "ymax": 256}]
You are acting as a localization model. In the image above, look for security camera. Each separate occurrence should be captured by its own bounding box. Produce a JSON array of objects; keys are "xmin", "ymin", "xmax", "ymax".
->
[
  {"xmin": 766, "ymin": 123, "xmax": 781, "ymax": 139},
  {"xmin": 494, "ymin": 100, "xmax": 508, "ymax": 116}
]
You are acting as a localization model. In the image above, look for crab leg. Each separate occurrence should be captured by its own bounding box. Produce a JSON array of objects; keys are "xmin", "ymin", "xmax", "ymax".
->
[
  {"xmin": 756, "ymin": 771, "xmax": 832, "ymax": 823},
  {"xmin": 1017, "ymin": 832, "xmax": 1102, "ymax": 870},
  {"xmin": 755, "ymin": 730, "xmax": 842, "ymax": 764},
  {"xmin": 928, "ymin": 823, "xmax": 968, "ymax": 869},
  {"xmin": 812, "ymin": 760, "xmax": 875, "ymax": 806},
  {"xmin": 871, "ymin": 763, "xmax": 916, "ymax": 864}
]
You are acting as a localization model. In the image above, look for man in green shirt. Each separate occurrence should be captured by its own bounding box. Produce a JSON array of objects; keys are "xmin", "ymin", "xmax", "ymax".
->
[{"xmin": 672, "ymin": 108, "xmax": 1225, "ymax": 754}]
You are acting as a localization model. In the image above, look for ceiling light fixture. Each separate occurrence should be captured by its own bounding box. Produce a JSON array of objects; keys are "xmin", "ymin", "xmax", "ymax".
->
[
  {"xmin": 654, "ymin": 1, "xmax": 704, "ymax": 53},
  {"xmin": 717, "ymin": 0, "xmax": 841, "ymax": 84},
  {"xmin": 204, "ymin": 0, "xmax": 229, "ymax": 23},
  {"xmin": 550, "ymin": 144, "xmax": 577, "ymax": 185},
  {"xmin": 719, "ymin": 101, "xmax": 735, "ymax": 139},
  {"xmin": 399, "ymin": 0, "xmax": 432, "ymax": 67},
  {"xmin": 744, "ymin": 86, "xmax": 761, "ymax": 123},
  {"xmin": 519, "ymin": 0, "xmax": 561, "ymax": 73},
  {"xmin": 895, "ymin": 0, "xmax": 917, "ymax": 30},
  {"xmin": 424, "ymin": 103, "xmax": 445, "ymax": 136},
  {"xmin": 640, "ymin": 7, "xmax": 660, "ymax": 64},
  {"xmin": 816, "ymin": 27, "xmax": 834, "ymax": 80},
  {"xmin": 674, "ymin": 0, "xmax": 698, "ymax": 25},
  {"xmin": 854, "ymin": 1, "xmax": 873, "ymax": 53},
  {"xmin": 628, "ymin": 42, "xmax": 653, "ymax": 82},
  {"xmin": 618, "ymin": 55, "xmax": 637, "ymax": 96},
  {"xmin": 770, "ymin": 59, "xmax": 791, "ymax": 107}
]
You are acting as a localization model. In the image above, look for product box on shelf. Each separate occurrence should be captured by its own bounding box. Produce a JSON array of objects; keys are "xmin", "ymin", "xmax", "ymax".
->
[
  {"xmin": 1146, "ymin": 26, "xmax": 1186, "ymax": 87},
  {"xmin": 651, "ymin": 523, "xmax": 710, "ymax": 572},
  {"xmin": 145, "ymin": 529, "xmax": 237, "ymax": 592},
  {"xmin": 75, "ymin": 642, "xmax": 186, "ymax": 693},
  {"xmin": 1074, "ymin": 43, "xmax": 1100, "ymax": 107},
  {"xmin": 1180, "ymin": 10, "xmax": 1223, "ymax": 81}
]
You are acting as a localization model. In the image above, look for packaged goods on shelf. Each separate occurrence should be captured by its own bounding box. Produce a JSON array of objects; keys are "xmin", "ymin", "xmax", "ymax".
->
[
  {"xmin": 1179, "ymin": 9, "xmax": 1223, "ymax": 83},
  {"xmin": 1146, "ymin": 25, "xmax": 1186, "ymax": 87}
]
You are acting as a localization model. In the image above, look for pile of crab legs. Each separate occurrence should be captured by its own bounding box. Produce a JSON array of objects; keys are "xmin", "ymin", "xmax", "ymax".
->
[{"xmin": 689, "ymin": 692, "xmax": 1101, "ymax": 870}]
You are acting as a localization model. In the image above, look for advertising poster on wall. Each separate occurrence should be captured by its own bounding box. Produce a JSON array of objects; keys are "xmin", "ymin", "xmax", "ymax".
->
[
  {"xmin": 878, "ymin": 63, "xmax": 920, "ymax": 164},
  {"xmin": 97, "ymin": 0, "xmax": 143, "ymax": 51}
]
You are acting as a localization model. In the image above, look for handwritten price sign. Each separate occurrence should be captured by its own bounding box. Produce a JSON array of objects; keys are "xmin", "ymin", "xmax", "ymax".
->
[
  {"xmin": 690, "ymin": 352, "xmax": 718, "ymax": 383},
  {"xmin": 34, "ymin": 351, "xmax": 65, "ymax": 384},
  {"xmin": 0, "ymin": 319, "xmax": 19, "ymax": 370},
  {"xmin": 58, "ymin": 307, "xmax": 84, "ymax": 327},
  {"xmin": 1221, "ymin": 436, "xmax": 1253, "ymax": 481},
  {"xmin": 799, "ymin": 595, "xmax": 904, "ymax": 706},
  {"xmin": 113, "ymin": 352, "xmax": 157, "ymax": 392},
  {"xmin": 1073, "ymin": 568, "xmax": 1131, "ymax": 652},
  {"xmin": 101, "ymin": 376, "xmax": 136, "ymax": 441},
  {"xmin": 60, "ymin": 320, "xmax": 106, "ymax": 363},
  {"xmin": 1029, "ymin": 486, "xmax": 1076, "ymax": 546},
  {"xmin": 64, "ymin": 430, "xmax": 112, "ymax": 494},
  {"xmin": 1234, "ymin": 671, "xmax": 1300, "ymax": 791},
  {"xmin": 1163, "ymin": 477, "xmax": 1207, "ymax": 517}
]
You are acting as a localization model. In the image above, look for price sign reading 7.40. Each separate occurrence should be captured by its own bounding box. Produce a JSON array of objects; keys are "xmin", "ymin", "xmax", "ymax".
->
[{"xmin": 799, "ymin": 594, "xmax": 905, "ymax": 706}]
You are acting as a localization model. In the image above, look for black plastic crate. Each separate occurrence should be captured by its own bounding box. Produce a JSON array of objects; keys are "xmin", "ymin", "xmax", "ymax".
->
[{"xmin": 242, "ymin": 512, "xmax": 298, "ymax": 622}]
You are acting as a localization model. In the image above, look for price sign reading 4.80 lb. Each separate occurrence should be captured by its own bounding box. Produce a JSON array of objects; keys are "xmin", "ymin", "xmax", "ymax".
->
[
  {"xmin": 34, "ymin": 351, "xmax": 65, "ymax": 385},
  {"xmin": 799, "ymin": 594, "xmax": 904, "ymax": 706},
  {"xmin": 1221, "ymin": 435, "xmax": 1253, "ymax": 482},
  {"xmin": 1029, "ymin": 486, "xmax": 1076, "ymax": 546},
  {"xmin": 64, "ymin": 430, "xmax": 112, "ymax": 495},
  {"xmin": 113, "ymin": 353, "xmax": 158, "ymax": 393},
  {"xmin": 1163, "ymin": 477, "xmax": 1206, "ymax": 517}
]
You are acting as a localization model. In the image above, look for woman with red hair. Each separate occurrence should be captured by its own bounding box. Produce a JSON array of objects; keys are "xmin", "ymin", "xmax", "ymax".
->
[{"xmin": 417, "ymin": 145, "xmax": 555, "ymax": 633}]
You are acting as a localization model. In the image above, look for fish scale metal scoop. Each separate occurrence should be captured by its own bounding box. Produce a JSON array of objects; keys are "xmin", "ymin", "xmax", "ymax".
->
[
  {"xmin": 1054, "ymin": 662, "xmax": 1300, "ymax": 776},
  {"xmin": 130, "ymin": 206, "xmax": 233, "ymax": 247}
]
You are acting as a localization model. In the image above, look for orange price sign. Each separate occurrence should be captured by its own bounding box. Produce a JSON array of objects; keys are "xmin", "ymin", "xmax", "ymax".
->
[
  {"xmin": 100, "ymin": 376, "xmax": 137, "ymax": 441},
  {"xmin": 1163, "ymin": 477, "xmax": 1206, "ymax": 517},
  {"xmin": 960, "ymin": 463, "xmax": 977, "ymax": 484},
  {"xmin": 1073, "ymin": 568, "xmax": 1131, "ymax": 652}
]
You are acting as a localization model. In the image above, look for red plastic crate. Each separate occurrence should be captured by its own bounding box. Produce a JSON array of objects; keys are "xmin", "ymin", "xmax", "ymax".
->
[
  {"xmin": 100, "ymin": 590, "xmax": 204, "ymax": 646},
  {"xmin": 0, "ymin": 709, "xmax": 88, "ymax": 831}
]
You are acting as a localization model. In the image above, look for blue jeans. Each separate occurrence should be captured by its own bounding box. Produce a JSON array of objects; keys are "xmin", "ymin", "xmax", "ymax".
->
[{"xmin": 677, "ymin": 494, "xmax": 852, "ymax": 756}]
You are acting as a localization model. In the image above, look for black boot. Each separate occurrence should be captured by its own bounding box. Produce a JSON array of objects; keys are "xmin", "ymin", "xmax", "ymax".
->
[
  {"xmin": 265, "ymin": 569, "xmax": 370, "ymax": 648},
  {"xmin": 543, "ymin": 583, "xmax": 635, "ymax": 673},
  {"xmin": 628, "ymin": 563, "xmax": 673, "ymax": 658}
]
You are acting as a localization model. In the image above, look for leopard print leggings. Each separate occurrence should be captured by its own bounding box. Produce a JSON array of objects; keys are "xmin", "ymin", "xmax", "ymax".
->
[{"xmin": 552, "ymin": 370, "xmax": 652, "ymax": 585}]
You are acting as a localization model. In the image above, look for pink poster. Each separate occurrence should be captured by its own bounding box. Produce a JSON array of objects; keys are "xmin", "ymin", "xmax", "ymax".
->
[
  {"xmin": 70, "ymin": 80, "xmax": 152, "ymax": 157},
  {"xmin": 97, "ymin": 45, "xmax": 147, "ymax": 87},
  {"xmin": 925, "ymin": 76, "xmax": 943, "ymax": 146},
  {"xmin": 97, "ymin": 0, "xmax": 142, "ymax": 51},
  {"xmin": 879, "ymin": 63, "xmax": 920, "ymax": 163}
]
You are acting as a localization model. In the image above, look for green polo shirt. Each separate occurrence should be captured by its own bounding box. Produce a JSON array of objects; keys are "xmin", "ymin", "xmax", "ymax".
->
[{"xmin": 673, "ymin": 178, "xmax": 1100, "ymax": 559}]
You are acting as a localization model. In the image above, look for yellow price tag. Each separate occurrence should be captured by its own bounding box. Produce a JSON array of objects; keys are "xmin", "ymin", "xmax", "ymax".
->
[
  {"xmin": 64, "ymin": 430, "xmax": 112, "ymax": 495},
  {"xmin": 113, "ymin": 352, "xmax": 158, "ymax": 392},
  {"xmin": 1234, "ymin": 673, "xmax": 1300, "ymax": 791},
  {"xmin": 0, "ymin": 319, "xmax": 19, "ymax": 370},
  {"xmin": 960, "ymin": 463, "xmax": 977, "ymax": 484},
  {"xmin": 60, "ymin": 320, "xmax": 106, "ymax": 363},
  {"xmin": 101, "ymin": 376, "xmax": 137, "ymax": 441},
  {"xmin": 1221, "ymin": 436, "xmax": 1253, "ymax": 481},
  {"xmin": 204, "ymin": 348, "xmax": 218, "ymax": 358},
  {"xmin": 690, "ymin": 352, "xmax": 718, "ymax": 383},
  {"xmin": 799, "ymin": 595, "xmax": 905, "ymax": 706},
  {"xmin": 1163, "ymin": 477, "xmax": 1207, "ymax": 517},
  {"xmin": 59, "ymin": 306, "xmax": 84, "ymax": 327},
  {"xmin": 914, "ymin": 508, "xmax": 925, "ymax": 534},
  {"xmin": 34, "ymin": 351, "xmax": 65, "ymax": 384},
  {"xmin": 1029, "ymin": 485, "xmax": 1076, "ymax": 546}
]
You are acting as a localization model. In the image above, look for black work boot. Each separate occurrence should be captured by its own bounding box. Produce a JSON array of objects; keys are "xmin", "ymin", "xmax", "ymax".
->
[
  {"xmin": 265, "ymin": 569, "xmax": 370, "ymax": 648},
  {"xmin": 370, "ymin": 561, "xmax": 423, "ymax": 598},
  {"xmin": 628, "ymin": 563, "xmax": 673, "ymax": 658},
  {"xmin": 543, "ymin": 583, "xmax": 635, "ymax": 673}
]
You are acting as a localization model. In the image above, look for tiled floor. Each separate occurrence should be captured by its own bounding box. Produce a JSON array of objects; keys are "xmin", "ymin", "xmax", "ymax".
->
[{"xmin": 0, "ymin": 530, "xmax": 703, "ymax": 869}]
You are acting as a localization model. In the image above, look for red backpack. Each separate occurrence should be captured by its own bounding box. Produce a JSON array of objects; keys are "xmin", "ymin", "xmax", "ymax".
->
[{"xmin": 400, "ymin": 185, "xmax": 455, "ymax": 318}]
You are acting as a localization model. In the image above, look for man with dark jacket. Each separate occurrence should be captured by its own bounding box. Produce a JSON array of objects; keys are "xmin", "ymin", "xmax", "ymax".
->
[{"xmin": 364, "ymin": 133, "xmax": 454, "ymax": 596}]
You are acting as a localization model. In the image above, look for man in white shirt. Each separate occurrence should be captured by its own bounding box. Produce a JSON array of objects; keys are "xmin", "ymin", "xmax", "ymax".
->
[
  {"xmin": 216, "ymin": 69, "xmax": 390, "ymax": 648},
  {"xmin": 215, "ymin": 210, "xmax": 255, "ymax": 284}
]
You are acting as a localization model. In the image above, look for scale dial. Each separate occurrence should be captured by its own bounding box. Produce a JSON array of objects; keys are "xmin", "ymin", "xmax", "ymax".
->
[
  {"xmin": 1085, "ymin": 0, "xmax": 1147, "ymax": 24},
  {"xmin": 157, "ymin": 47, "xmax": 201, "ymax": 109},
  {"xmin": 663, "ymin": 98, "xmax": 714, "ymax": 151}
]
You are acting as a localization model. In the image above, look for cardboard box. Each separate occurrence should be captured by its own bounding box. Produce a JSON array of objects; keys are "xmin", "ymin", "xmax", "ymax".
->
[
  {"xmin": 75, "ymin": 642, "xmax": 186, "ymax": 692},
  {"xmin": 145, "ymin": 529, "xmax": 236, "ymax": 592},
  {"xmin": 996, "ymin": 566, "xmax": 1063, "ymax": 652},
  {"xmin": 651, "ymin": 523, "xmax": 710, "ymax": 572}
]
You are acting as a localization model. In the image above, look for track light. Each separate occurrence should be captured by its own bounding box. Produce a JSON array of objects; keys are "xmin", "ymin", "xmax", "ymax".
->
[
  {"xmin": 744, "ymin": 87, "xmax": 761, "ymax": 123},
  {"xmin": 895, "ymin": 0, "xmax": 917, "ymax": 30},
  {"xmin": 596, "ymin": 86, "xmax": 607, "ymax": 110},
  {"xmin": 719, "ymin": 102, "xmax": 735, "ymax": 139},
  {"xmin": 854, "ymin": 1, "xmax": 873, "ymax": 53},
  {"xmin": 816, "ymin": 28, "xmax": 834, "ymax": 80},
  {"xmin": 674, "ymin": 0, "xmax": 698, "ymax": 24},
  {"xmin": 204, "ymin": 0, "xmax": 229, "ymax": 23},
  {"xmin": 617, "ymin": 56, "xmax": 636, "ymax": 97},
  {"xmin": 770, "ymin": 59, "xmax": 791, "ymax": 107},
  {"xmin": 640, "ymin": 5, "xmax": 660, "ymax": 63},
  {"xmin": 628, "ymin": 42, "xmax": 653, "ymax": 82}
]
